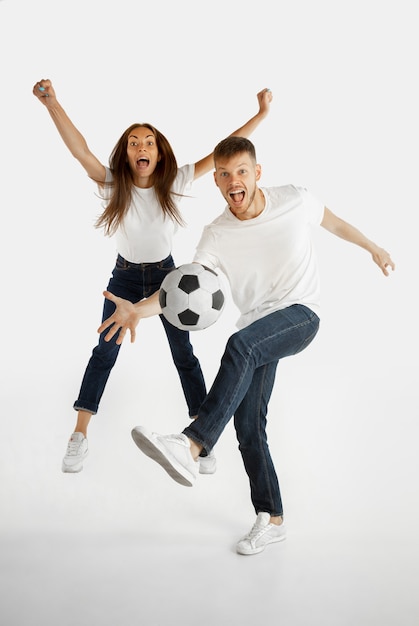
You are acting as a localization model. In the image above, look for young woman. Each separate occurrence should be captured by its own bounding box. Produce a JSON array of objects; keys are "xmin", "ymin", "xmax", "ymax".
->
[{"xmin": 33, "ymin": 79, "xmax": 272, "ymax": 474}]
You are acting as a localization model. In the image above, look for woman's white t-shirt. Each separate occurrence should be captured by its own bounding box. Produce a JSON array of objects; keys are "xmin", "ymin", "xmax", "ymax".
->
[
  {"xmin": 193, "ymin": 185, "xmax": 325, "ymax": 329},
  {"xmin": 99, "ymin": 164, "xmax": 194, "ymax": 263}
]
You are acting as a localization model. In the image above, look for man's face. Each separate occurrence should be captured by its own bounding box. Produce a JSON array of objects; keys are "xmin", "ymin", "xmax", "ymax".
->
[{"xmin": 213, "ymin": 152, "xmax": 262, "ymax": 220}]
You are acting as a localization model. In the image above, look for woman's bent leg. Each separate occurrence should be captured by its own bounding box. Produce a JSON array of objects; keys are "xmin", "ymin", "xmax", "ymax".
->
[
  {"xmin": 160, "ymin": 314, "xmax": 207, "ymax": 417},
  {"xmin": 73, "ymin": 293, "xmax": 122, "ymax": 415}
]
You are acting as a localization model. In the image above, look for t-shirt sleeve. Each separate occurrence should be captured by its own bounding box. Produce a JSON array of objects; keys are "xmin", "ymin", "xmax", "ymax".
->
[
  {"xmin": 97, "ymin": 167, "xmax": 113, "ymax": 200},
  {"xmin": 174, "ymin": 164, "xmax": 195, "ymax": 195},
  {"xmin": 295, "ymin": 186, "xmax": 325, "ymax": 225},
  {"xmin": 193, "ymin": 226, "xmax": 219, "ymax": 270},
  {"xmin": 104, "ymin": 167, "xmax": 113, "ymax": 183}
]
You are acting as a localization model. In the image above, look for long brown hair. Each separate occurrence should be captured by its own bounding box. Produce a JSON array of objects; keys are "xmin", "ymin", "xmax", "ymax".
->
[{"xmin": 95, "ymin": 123, "xmax": 185, "ymax": 235}]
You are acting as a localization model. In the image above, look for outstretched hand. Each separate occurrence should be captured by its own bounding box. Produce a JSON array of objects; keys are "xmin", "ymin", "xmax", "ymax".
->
[
  {"xmin": 97, "ymin": 291, "xmax": 141, "ymax": 345},
  {"xmin": 371, "ymin": 246, "xmax": 395, "ymax": 276}
]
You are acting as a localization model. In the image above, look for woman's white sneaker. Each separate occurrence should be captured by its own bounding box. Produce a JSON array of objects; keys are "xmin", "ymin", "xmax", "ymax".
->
[
  {"xmin": 62, "ymin": 432, "xmax": 88, "ymax": 473},
  {"xmin": 236, "ymin": 512, "xmax": 286, "ymax": 555},
  {"xmin": 198, "ymin": 449, "xmax": 217, "ymax": 474}
]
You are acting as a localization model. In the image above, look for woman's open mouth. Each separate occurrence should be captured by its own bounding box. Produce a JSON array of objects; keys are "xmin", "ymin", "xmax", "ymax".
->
[{"xmin": 136, "ymin": 157, "xmax": 150, "ymax": 169}]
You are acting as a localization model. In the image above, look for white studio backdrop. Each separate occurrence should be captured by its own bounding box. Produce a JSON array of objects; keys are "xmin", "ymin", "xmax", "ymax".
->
[{"xmin": 0, "ymin": 0, "xmax": 417, "ymax": 540}]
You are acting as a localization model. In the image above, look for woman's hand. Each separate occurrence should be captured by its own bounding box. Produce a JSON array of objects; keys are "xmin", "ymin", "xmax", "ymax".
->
[
  {"xmin": 97, "ymin": 291, "xmax": 142, "ymax": 345},
  {"xmin": 256, "ymin": 87, "xmax": 273, "ymax": 118},
  {"xmin": 97, "ymin": 289, "xmax": 162, "ymax": 345},
  {"xmin": 33, "ymin": 79, "xmax": 56, "ymax": 108}
]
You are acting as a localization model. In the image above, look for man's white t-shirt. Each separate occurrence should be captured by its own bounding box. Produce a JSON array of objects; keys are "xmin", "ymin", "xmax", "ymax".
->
[
  {"xmin": 193, "ymin": 185, "xmax": 325, "ymax": 329},
  {"xmin": 99, "ymin": 164, "xmax": 194, "ymax": 263}
]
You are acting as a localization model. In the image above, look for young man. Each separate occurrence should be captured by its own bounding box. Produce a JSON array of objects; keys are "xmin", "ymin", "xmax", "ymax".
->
[{"xmin": 98, "ymin": 136, "xmax": 395, "ymax": 556}]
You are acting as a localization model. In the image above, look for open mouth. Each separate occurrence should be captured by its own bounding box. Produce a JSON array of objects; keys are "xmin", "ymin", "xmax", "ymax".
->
[
  {"xmin": 229, "ymin": 190, "xmax": 245, "ymax": 204},
  {"xmin": 137, "ymin": 157, "xmax": 150, "ymax": 169}
]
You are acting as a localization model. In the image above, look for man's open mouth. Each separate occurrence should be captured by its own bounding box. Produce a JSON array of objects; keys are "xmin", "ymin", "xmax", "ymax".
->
[{"xmin": 230, "ymin": 190, "xmax": 245, "ymax": 203}]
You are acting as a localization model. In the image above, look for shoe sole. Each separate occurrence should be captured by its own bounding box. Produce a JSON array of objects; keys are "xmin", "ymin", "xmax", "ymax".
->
[
  {"xmin": 236, "ymin": 533, "xmax": 287, "ymax": 555},
  {"xmin": 61, "ymin": 452, "xmax": 88, "ymax": 473},
  {"xmin": 62, "ymin": 464, "xmax": 83, "ymax": 473},
  {"xmin": 131, "ymin": 427, "xmax": 195, "ymax": 487},
  {"xmin": 198, "ymin": 461, "xmax": 217, "ymax": 475}
]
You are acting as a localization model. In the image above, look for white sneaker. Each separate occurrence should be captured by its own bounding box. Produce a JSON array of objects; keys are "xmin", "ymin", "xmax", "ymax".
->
[
  {"xmin": 62, "ymin": 432, "xmax": 88, "ymax": 473},
  {"xmin": 236, "ymin": 512, "xmax": 286, "ymax": 555},
  {"xmin": 198, "ymin": 449, "xmax": 217, "ymax": 474},
  {"xmin": 131, "ymin": 426, "xmax": 198, "ymax": 487}
]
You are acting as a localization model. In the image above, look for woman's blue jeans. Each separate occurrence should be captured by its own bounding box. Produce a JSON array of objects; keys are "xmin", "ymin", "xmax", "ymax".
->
[
  {"xmin": 74, "ymin": 255, "xmax": 207, "ymax": 417},
  {"xmin": 183, "ymin": 304, "xmax": 320, "ymax": 517}
]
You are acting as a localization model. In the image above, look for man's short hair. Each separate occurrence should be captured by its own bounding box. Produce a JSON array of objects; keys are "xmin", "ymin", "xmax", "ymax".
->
[{"xmin": 213, "ymin": 136, "xmax": 257, "ymax": 164}]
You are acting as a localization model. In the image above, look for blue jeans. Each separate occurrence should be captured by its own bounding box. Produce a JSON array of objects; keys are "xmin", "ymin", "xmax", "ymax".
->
[
  {"xmin": 74, "ymin": 254, "xmax": 206, "ymax": 416},
  {"xmin": 183, "ymin": 305, "xmax": 320, "ymax": 517}
]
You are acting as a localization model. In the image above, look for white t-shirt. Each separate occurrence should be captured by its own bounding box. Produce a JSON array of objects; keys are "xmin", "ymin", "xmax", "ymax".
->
[
  {"xmin": 99, "ymin": 164, "xmax": 194, "ymax": 263},
  {"xmin": 193, "ymin": 185, "xmax": 325, "ymax": 329}
]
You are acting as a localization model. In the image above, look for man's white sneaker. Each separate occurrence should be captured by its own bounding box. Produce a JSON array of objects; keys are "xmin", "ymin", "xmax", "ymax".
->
[
  {"xmin": 131, "ymin": 426, "xmax": 198, "ymax": 487},
  {"xmin": 236, "ymin": 512, "xmax": 286, "ymax": 555},
  {"xmin": 62, "ymin": 432, "xmax": 88, "ymax": 473},
  {"xmin": 198, "ymin": 449, "xmax": 217, "ymax": 474}
]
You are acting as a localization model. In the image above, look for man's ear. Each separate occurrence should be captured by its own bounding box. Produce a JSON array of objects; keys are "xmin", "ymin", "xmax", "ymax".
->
[
  {"xmin": 255, "ymin": 164, "xmax": 262, "ymax": 181},
  {"xmin": 213, "ymin": 171, "xmax": 219, "ymax": 187}
]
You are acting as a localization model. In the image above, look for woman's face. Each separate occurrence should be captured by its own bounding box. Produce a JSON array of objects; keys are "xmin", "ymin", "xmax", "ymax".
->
[{"xmin": 126, "ymin": 126, "xmax": 160, "ymax": 186}]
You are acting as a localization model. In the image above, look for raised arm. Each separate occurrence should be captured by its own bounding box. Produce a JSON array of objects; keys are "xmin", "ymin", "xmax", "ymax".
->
[
  {"xmin": 320, "ymin": 207, "xmax": 395, "ymax": 276},
  {"xmin": 193, "ymin": 87, "xmax": 273, "ymax": 180},
  {"xmin": 33, "ymin": 79, "xmax": 106, "ymax": 183}
]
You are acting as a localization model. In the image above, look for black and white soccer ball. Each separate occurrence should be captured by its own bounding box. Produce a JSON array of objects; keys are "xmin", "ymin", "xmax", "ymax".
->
[{"xmin": 159, "ymin": 263, "xmax": 225, "ymax": 331}]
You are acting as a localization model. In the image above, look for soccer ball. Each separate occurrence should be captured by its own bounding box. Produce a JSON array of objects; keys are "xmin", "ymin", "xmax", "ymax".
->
[{"xmin": 159, "ymin": 263, "xmax": 225, "ymax": 331}]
